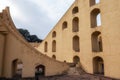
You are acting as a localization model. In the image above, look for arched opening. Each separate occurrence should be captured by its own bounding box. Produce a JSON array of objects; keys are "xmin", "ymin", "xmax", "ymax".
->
[
  {"xmin": 90, "ymin": 8, "xmax": 101, "ymax": 28},
  {"xmin": 52, "ymin": 55, "xmax": 56, "ymax": 59},
  {"xmin": 90, "ymin": 0, "xmax": 100, "ymax": 6},
  {"xmin": 97, "ymin": 13, "xmax": 101, "ymax": 26},
  {"xmin": 73, "ymin": 35, "xmax": 80, "ymax": 52},
  {"xmin": 64, "ymin": 60, "xmax": 66, "ymax": 63},
  {"xmin": 52, "ymin": 40, "xmax": 56, "ymax": 52},
  {"xmin": 91, "ymin": 31, "xmax": 103, "ymax": 52},
  {"xmin": 72, "ymin": 17, "xmax": 79, "ymax": 32},
  {"xmin": 93, "ymin": 56, "xmax": 104, "ymax": 75},
  {"xmin": 72, "ymin": 6, "xmax": 79, "ymax": 14},
  {"xmin": 52, "ymin": 31, "xmax": 56, "ymax": 38},
  {"xmin": 12, "ymin": 59, "xmax": 23, "ymax": 78},
  {"xmin": 35, "ymin": 65, "xmax": 45, "ymax": 77},
  {"xmin": 98, "ymin": 36, "xmax": 103, "ymax": 51},
  {"xmin": 62, "ymin": 21, "xmax": 67, "ymax": 30},
  {"xmin": 44, "ymin": 42, "xmax": 48, "ymax": 52},
  {"xmin": 73, "ymin": 56, "xmax": 80, "ymax": 64}
]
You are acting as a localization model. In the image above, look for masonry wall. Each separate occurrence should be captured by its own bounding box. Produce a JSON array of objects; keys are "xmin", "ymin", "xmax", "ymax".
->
[
  {"xmin": 0, "ymin": 8, "xmax": 69, "ymax": 78},
  {"xmin": 0, "ymin": 33, "xmax": 5, "ymax": 76},
  {"xmin": 37, "ymin": 0, "xmax": 120, "ymax": 79},
  {"xmin": 100, "ymin": 0, "xmax": 120, "ymax": 78},
  {"xmin": 3, "ymin": 33, "xmax": 68, "ymax": 78}
]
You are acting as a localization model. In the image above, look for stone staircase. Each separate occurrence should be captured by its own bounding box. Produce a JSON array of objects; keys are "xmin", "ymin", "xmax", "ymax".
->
[
  {"xmin": 67, "ymin": 66, "xmax": 85, "ymax": 75},
  {"xmin": 66, "ymin": 62, "xmax": 86, "ymax": 75},
  {"xmin": 67, "ymin": 67, "xmax": 80, "ymax": 75}
]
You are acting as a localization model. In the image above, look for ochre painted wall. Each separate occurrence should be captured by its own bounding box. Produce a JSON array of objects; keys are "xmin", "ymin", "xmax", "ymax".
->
[
  {"xmin": 0, "ymin": 8, "xmax": 69, "ymax": 78},
  {"xmin": 37, "ymin": 0, "xmax": 120, "ymax": 79}
]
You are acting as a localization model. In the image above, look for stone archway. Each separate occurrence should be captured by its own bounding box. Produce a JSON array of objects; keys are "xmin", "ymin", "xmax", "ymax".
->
[
  {"xmin": 12, "ymin": 59, "xmax": 23, "ymax": 78},
  {"xmin": 72, "ymin": 17, "xmax": 79, "ymax": 32},
  {"xmin": 73, "ymin": 35, "xmax": 80, "ymax": 52},
  {"xmin": 90, "ymin": 8, "xmax": 101, "ymax": 28},
  {"xmin": 35, "ymin": 65, "xmax": 45, "ymax": 77},
  {"xmin": 52, "ymin": 40, "xmax": 56, "ymax": 52},
  {"xmin": 73, "ymin": 56, "xmax": 80, "ymax": 64},
  {"xmin": 93, "ymin": 56, "xmax": 104, "ymax": 75},
  {"xmin": 72, "ymin": 6, "xmax": 79, "ymax": 14},
  {"xmin": 52, "ymin": 55, "xmax": 56, "ymax": 60},
  {"xmin": 91, "ymin": 31, "xmax": 103, "ymax": 52}
]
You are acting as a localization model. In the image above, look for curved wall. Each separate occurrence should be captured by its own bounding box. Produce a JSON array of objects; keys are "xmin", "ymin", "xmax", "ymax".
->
[{"xmin": 0, "ymin": 7, "xmax": 69, "ymax": 78}]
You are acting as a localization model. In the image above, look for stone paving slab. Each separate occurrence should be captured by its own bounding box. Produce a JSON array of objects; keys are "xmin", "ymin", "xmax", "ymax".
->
[{"xmin": 38, "ymin": 74, "xmax": 118, "ymax": 80}]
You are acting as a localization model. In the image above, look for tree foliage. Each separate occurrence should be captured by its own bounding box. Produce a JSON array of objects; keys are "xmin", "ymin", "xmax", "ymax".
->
[{"xmin": 18, "ymin": 28, "xmax": 42, "ymax": 43}]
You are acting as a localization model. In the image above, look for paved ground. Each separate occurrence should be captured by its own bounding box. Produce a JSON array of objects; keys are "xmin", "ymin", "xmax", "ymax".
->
[
  {"xmin": 37, "ymin": 66, "xmax": 119, "ymax": 80},
  {"xmin": 38, "ymin": 74, "xmax": 118, "ymax": 80},
  {"xmin": 4, "ymin": 66, "xmax": 119, "ymax": 80}
]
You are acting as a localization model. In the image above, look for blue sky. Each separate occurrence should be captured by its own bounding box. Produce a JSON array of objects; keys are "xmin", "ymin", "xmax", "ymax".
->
[{"xmin": 0, "ymin": 0, "xmax": 75, "ymax": 39}]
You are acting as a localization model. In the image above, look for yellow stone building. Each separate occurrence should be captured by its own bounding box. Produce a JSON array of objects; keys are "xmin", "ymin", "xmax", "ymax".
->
[
  {"xmin": 0, "ymin": 0, "xmax": 120, "ymax": 79},
  {"xmin": 37, "ymin": 0, "xmax": 120, "ymax": 79}
]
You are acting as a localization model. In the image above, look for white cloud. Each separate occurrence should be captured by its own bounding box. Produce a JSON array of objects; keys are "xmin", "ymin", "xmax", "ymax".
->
[
  {"xmin": 10, "ymin": 6, "xmax": 29, "ymax": 23},
  {"xmin": 0, "ymin": 0, "xmax": 75, "ymax": 39},
  {"xmin": 28, "ymin": 0, "xmax": 75, "ymax": 21},
  {"xmin": 28, "ymin": 0, "xmax": 57, "ymax": 20},
  {"xmin": 0, "ymin": 0, "xmax": 11, "ymax": 11},
  {"xmin": 0, "ymin": 0, "xmax": 29, "ymax": 23}
]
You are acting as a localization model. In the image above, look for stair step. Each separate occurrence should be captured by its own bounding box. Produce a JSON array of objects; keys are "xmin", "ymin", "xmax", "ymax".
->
[{"xmin": 67, "ymin": 66, "xmax": 85, "ymax": 76}]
